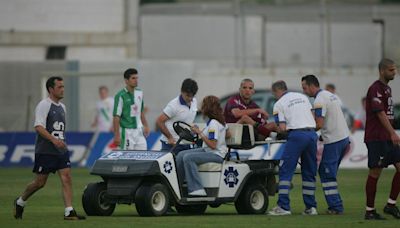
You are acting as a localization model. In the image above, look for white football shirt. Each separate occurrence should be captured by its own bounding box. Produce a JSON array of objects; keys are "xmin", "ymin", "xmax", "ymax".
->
[
  {"xmin": 161, "ymin": 95, "xmax": 198, "ymax": 142},
  {"xmin": 314, "ymin": 90, "xmax": 349, "ymax": 144},
  {"xmin": 273, "ymin": 92, "xmax": 316, "ymax": 130},
  {"xmin": 202, "ymin": 119, "xmax": 228, "ymax": 158},
  {"xmin": 95, "ymin": 97, "xmax": 114, "ymax": 132}
]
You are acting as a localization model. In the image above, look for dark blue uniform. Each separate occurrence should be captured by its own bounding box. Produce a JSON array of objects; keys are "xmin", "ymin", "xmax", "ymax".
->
[{"xmin": 33, "ymin": 98, "xmax": 70, "ymax": 174}]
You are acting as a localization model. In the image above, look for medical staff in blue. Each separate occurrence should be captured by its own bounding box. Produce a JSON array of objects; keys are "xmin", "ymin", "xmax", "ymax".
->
[
  {"xmin": 302, "ymin": 75, "xmax": 350, "ymax": 215},
  {"xmin": 268, "ymin": 80, "xmax": 318, "ymax": 216}
]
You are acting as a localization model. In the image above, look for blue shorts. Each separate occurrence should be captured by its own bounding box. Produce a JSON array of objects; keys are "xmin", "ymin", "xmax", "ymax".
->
[
  {"xmin": 33, "ymin": 152, "xmax": 71, "ymax": 174},
  {"xmin": 366, "ymin": 141, "xmax": 400, "ymax": 168}
]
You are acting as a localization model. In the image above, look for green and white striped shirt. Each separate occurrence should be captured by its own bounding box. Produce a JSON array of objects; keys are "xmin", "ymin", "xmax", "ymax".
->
[{"xmin": 113, "ymin": 87, "xmax": 144, "ymax": 129}]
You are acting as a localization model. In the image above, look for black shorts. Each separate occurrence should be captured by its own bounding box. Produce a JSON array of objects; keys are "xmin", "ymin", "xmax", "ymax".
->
[
  {"xmin": 366, "ymin": 141, "xmax": 400, "ymax": 169},
  {"xmin": 33, "ymin": 152, "xmax": 71, "ymax": 174}
]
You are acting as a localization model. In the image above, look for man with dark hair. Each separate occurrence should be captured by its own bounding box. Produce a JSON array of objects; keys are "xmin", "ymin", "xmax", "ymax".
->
[
  {"xmin": 156, "ymin": 78, "xmax": 199, "ymax": 152},
  {"xmin": 268, "ymin": 80, "xmax": 318, "ymax": 216},
  {"xmin": 224, "ymin": 78, "xmax": 276, "ymax": 140},
  {"xmin": 14, "ymin": 76, "xmax": 85, "ymax": 220},
  {"xmin": 113, "ymin": 68, "xmax": 150, "ymax": 150},
  {"xmin": 364, "ymin": 58, "xmax": 400, "ymax": 220},
  {"xmin": 124, "ymin": 68, "xmax": 138, "ymax": 79},
  {"xmin": 302, "ymin": 74, "xmax": 350, "ymax": 215}
]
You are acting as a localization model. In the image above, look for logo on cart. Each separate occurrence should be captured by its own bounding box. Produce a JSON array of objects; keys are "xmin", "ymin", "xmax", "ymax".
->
[
  {"xmin": 105, "ymin": 152, "xmax": 123, "ymax": 159},
  {"xmin": 224, "ymin": 167, "xmax": 239, "ymax": 188},
  {"xmin": 163, "ymin": 161, "xmax": 173, "ymax": 174}
]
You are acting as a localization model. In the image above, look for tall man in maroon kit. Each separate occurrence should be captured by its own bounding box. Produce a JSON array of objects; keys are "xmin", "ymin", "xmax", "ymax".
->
[
  {"xmin": 364, "ymin": 58, "xmax": 400, "ymax": 220},
  {"xmin": 224, "ymin": 78, "xmax": 276, "ymax": 140}
]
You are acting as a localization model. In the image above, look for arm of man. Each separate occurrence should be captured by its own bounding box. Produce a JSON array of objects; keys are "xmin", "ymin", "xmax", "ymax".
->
[
  {"xmin": 200, "ymin": 135, "xmax": 217, "ymax": 150},
  {"xmin": 273, "ymin": 102, "xmax": 286, "ymax": 133},
  {"xmin": 231, "ymin": 108, "xmax": 268, "ymax": 119},
  {"xmin": 113, "ymin": 116, "xmax": 121, "ymax": 146},
  {"xmin": 91, "ymin": 114, "xmax": 98, "ymax": 128},
  {"xmin": 113, "ymin": 94, "xmax": 123, "ymax": 145},
  {"xmin": 108, "ymin": 98, "xmax": 114, "ymax": 132},
  {"xmin": 278, "ymin": 122, "xmax": 287, "ymax": 133},
  {"xmin": 313, "ymin": 96, "xmax": 326, "ymax": 131},
  {"xmin": 377, "ymin": 111, "xmax": 400, "ymax": 145},
  {"xmin": 35, "ymin": 125, "xmax": 66, "ymax": 149},
  {"xmin": 191, "ymin": 125, "xmax": 218, "ymax": 150},
  {"xmin": 156, "ymin": 113, "xmax": 175, "ymax": 145},
  {"xmin": 315, "ymin": 117, "xmax": 324, "ymax": 131},
  {"xmin": 141, "ymin": 112, "xmax": 150, "ymax": 137}
]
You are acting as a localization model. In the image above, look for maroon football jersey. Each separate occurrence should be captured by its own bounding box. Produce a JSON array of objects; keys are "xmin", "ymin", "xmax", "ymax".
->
[
  {"xmin": 364, "ymin": 80, "xmax": 394, "ymax": 142},
  {"xmin": 224, "ymin": 94, "xmax": 266, "ymax": 124}
]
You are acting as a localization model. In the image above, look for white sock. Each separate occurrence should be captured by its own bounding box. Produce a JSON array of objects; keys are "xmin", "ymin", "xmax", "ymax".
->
[
  {"xmin": 16, "ymin": 197, "xmax": 26, "ymax": 207},
  {"xmin": 387, "ymin": 198, "xmax": 397, "ymax": 205},
  {"xmin": 65, "ymin": 207, "xmax": 74, "ymax": 216},
  {"xmin": 366, "ymin": 206, "xmax": 375, "ymax": 211}
]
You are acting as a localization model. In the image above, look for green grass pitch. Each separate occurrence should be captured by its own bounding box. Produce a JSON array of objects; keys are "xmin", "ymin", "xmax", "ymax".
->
[{"xmin": 1, "ymin": 168, "xmax": 399, "ymax": 227}]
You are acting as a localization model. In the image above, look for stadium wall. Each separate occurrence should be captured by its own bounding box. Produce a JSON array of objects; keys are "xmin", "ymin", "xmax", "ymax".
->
[
  {"xmin": 1, "ymin": 61, "xmax": 400, "ymax": 132},
  {"xmin": 2, "ymin": 2, "xmax": 400, "ymax": 66},
  {"xmin": 0, "ymin": 0, "xmax": 139, "ymax": 61},
  {"xmin": 141, "ymin": 16, "xmax": 382, "ymax": 68}
]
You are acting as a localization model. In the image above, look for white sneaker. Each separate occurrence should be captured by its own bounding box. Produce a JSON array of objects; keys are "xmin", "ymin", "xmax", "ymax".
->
[
  {"xmin": 268, "ymin": 206, "xmax": 291, "ymax": 216},
  {"xmin": 303, "ymin": 207, "xmax": 318, "ymax": 215},
  {"xmin": 188, "ymin": 189, "xmax": 207, "ymax": 196}
]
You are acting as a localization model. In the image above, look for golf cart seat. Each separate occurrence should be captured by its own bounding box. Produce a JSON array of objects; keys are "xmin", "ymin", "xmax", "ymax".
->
[{"xmin": 226, "ymin": 123, "xmax": 255, "ymax": 149}]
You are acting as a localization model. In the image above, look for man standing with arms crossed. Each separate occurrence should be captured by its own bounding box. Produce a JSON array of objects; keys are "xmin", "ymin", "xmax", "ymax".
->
[
  {"xmin": 302, "ymin": 74, "xmax": 350, "ymax": 215},
  {"xmin": 268, "ymin": 80, "xmax": 318, "ymax": 216},
  {"xmin": 14, "ymin": 76, "xmax": 85, "ymax": 220},
  {"xmin": 113, "ymin": 68, "xmax": 150, "ymax": 150},
  {"xmin": 364, "ymin": 58, "xmax": 400, "ymax": 220}
]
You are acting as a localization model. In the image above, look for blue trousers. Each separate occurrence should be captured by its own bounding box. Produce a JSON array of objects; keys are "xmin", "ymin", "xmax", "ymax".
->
[
  {"xmin": 176, "ymin": 148, "xmax": 223, "ymax": 192},
  {"xmin": 278, "ymin": 130, "xmax": 318, "ymax": 211},
  {"xmin": 319, "ymin": 137, "xmax": 350, "ymax": 212},
  {"xmin": 160, "ymin": 140, "xmax": 191, "ymax": 154}
]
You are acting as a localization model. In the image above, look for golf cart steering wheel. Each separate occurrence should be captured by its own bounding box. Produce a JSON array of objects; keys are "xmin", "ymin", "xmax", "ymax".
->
[{"xmin": 173, "ymin": 121, "xmax": 199, "ymax": 143}]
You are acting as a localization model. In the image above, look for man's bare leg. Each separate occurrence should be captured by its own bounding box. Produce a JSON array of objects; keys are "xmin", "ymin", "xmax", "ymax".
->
[{"xmin": 14, "ymin": 174, "xmax": 49, "ymax": 219}]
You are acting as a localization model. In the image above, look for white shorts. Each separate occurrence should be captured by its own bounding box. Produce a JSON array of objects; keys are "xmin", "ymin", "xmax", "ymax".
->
[{"xmin": 121, "ymin": 128, "xmax": 147, "ymax": 150}]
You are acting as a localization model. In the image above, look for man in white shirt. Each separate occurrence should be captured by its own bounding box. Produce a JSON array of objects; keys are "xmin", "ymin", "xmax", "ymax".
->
[
  {"xmin": 92, "ymin": 86, "xmax": 114, "ymax": 132},
  {"xmin": 302, "ymin": 75, "xmax": 350, "ymax": 215},
  {"xmin": 156, "ymin": 78, "xmax": 198, "ymax": 153},
  {"xmin": 268, "ymin": 80, "xmax": 318, "ymax": 216}
]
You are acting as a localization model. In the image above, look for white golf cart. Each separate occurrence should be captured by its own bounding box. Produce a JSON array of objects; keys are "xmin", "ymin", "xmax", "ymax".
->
[{"xmin": 82, "ymin": 122, "xmax": 285, "ymax": 216}]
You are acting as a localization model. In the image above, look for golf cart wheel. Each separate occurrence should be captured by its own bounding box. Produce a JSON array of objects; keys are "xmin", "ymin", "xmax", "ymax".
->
[
  {"xmin": 135, "ymin": 183, "xmax": 170, "ymax": 216},
  {"xmin": 82, "ymin": 182, "xmax": 116, "ymax": 216},
  {"xmin": 235, "ymin": 183, "xmax": 268, "ymax": 214},
  {"xmin": 175, "ymin": 204, "xmax": 207, "ymax": 215}
]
